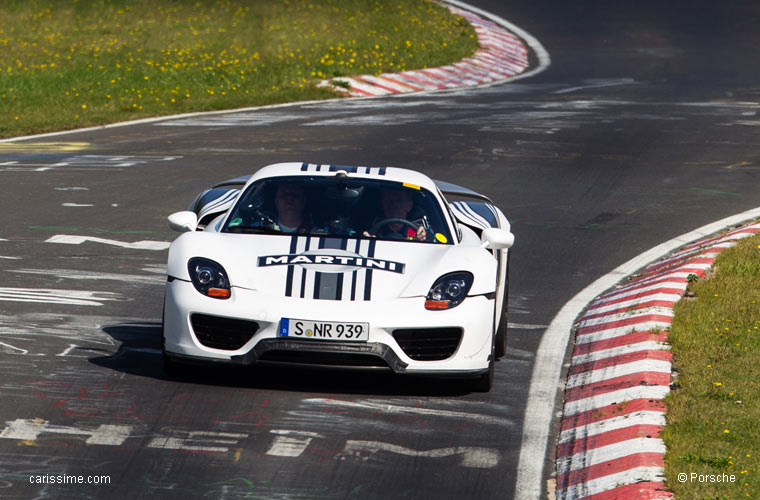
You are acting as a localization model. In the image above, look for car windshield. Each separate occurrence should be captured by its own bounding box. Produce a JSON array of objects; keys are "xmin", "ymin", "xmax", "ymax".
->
[{"xmin": 222, "ymin": 175, "xmax": 453, "ymax": 244}]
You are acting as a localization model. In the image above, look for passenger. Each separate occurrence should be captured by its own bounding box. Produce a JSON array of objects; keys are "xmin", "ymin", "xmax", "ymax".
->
[{"xmin": 364, "ymin": 188, "xmax": 428, "ymax": 241}]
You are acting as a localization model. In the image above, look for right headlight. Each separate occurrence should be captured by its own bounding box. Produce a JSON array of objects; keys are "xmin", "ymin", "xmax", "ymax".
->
[
  {"xmin": 425, "ymin": 272, "xmax": 473, "ymax": 310},
  {"xmin": 188, "ymin": 257, "xmax": 231, "ymax": 299}
]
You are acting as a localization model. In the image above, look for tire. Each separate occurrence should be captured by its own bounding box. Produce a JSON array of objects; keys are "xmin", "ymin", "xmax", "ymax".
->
[
  {"xmin": 161, "ymin": 296, "xmax": 185, "ymax": 379},
  {"xmin": 471, "ymin": 341, "xmax": 495, "ymax": 393},
  {"xmin": 162, "ymin": 339, "xmax": 189, "ymax": 380},
  {"xmin": 494, "ymin": 252, "xmax": 510, "ymax": 359}
]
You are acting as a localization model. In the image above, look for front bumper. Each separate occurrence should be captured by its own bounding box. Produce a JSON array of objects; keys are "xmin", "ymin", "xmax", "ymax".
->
[{"xmin": 163, "ymin": 279, "xmax": 495, "ymax": 375}]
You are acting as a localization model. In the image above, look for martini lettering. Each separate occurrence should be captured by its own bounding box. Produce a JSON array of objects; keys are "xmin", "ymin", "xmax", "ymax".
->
[{"xmin": 258, "ymin": 254, "xmax": 405, "ymax": 274}]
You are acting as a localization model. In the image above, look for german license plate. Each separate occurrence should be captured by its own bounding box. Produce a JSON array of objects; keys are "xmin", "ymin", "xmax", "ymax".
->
[{"xmin": 279, "ymin": 318, "xmax": 369, "ymax": 342}]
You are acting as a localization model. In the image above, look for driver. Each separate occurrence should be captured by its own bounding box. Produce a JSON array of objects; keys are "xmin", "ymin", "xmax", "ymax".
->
[
  {"xmin": 364, "ymin": 188, "xmax": 427, "ymax": 241},
  {"xmin": 273, "ymin": 183, "xmax": 310, "ymax": 233}
]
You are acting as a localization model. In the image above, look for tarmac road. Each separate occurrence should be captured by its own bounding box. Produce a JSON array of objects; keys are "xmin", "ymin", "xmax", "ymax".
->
[{"xmin": 1, "ymin": 1, "xmax": 759, "ymax": 499}]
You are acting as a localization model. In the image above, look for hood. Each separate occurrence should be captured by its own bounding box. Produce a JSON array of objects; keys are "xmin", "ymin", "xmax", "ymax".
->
[{"xmin": 167, "ymin": 232, "xmax": 497, "ymax": 301}]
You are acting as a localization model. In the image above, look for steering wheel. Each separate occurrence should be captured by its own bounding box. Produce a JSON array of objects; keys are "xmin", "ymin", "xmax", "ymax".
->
[
  {"xmin": 252, "ymin": 209, "xmax": 277, "ymax": 227},
  {"xmin": 370, "ymin": 218, "xmax": 419, "ymax": 237}
]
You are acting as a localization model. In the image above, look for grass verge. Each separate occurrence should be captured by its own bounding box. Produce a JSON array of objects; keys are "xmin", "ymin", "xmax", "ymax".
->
[
  {"xmin": 0, "ymin": 0, "xmax": 478, "ymax": 139},
  {"xmin": 664, "ymin": 229, "xmax": 760, "ymax": 499}
]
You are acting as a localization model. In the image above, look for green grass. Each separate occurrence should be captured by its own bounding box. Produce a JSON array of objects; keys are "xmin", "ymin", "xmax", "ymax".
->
[
  {"xmin": 663, "ymin": 230, "xmax": 760, "ymax": 499},
  {"xmin": 0, "ymin": 0, "xmax": 478, "ymax": 138}
]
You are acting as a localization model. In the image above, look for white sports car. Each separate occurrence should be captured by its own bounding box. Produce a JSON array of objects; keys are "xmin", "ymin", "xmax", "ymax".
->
[{"xmin": 162, "ymin": 162, "xmax": 514, "ymax": 391}]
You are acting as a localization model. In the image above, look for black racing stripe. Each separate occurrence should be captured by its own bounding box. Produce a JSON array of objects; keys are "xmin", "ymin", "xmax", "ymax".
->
[
  {"xmin": 378, "ymin": 167, "xmax": 387, "ymax": 176},
  {"xmin": 350, "ymin": 239, "xmax": 359, "ymax": 301},
  {"xmin": 201, "ymin": 189, "xmax": 238, "ymax": 215},
  {"xmin": 364, "ymin": 239, "xmax": 376, "ymax": 301},
  {"xmin": 334, "ymin": 238, "xmax": 347, "ymax": 299},
  {"xmin": 284, "ymin": 235, "xmax": 299, "ymax": 297},
  {"xmin": 299, "ymin": 236, "xmax": 311, "ymax": 298},
  {"xmin": 313, "ymin": 272, "xmax": 322, "ymax": 299},
  {"xmin": 467, "ymin": 202, "xmax": 498, "ymax": 227},
  {"xmin": 313, "ymin": 237, "xmax": 325, "ymax": 299},
  {"xmin": 350, "ymin": 271, "xmax": 357, "ymax": 301},
  {"xmin": 300, "ymin": 162, "xmax": 308, "ymax": 171},
  {"xmin": 452, "ymin": 202, "xmax": 482, "ymax": 227}
]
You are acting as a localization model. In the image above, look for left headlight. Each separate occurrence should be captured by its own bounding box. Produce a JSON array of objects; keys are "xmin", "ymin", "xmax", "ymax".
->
[
  {"xmin": 425, "ymin": 272, "xmax": 473, "ymax": 310},
  {"xmin": 188, "ymin": 257, "xmax": 231, "ymax": 299}
]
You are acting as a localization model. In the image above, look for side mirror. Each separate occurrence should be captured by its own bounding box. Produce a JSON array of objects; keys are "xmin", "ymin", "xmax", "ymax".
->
[
  {"xmin": 480, "ymin": 227, "xmax": 514, "ymax": 249},
  {"xmin": 168, "ymin": 211, "xmax": 198, "ymax": 233}
]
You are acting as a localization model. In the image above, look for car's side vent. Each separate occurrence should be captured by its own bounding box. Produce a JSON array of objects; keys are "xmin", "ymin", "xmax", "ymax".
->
[
  {"xmin": 392, "ymin": 328, "xmax": 463, "ymax": 361},
  {"xmin": 191, "ymin": 314, "xmax": 259, "ymax": 350}
]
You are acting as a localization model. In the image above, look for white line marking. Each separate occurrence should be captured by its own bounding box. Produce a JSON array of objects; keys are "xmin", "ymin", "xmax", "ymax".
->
[
  {"xmin": 515, "ymin": 206, "xmax": 760, "ymax": 500},
  {"xmin": 0, "ymin": 419, "xmax": 132, "ymax": 446},
  {"xmin": 147, "ymin": 431, "xmax": 248, "ymax": 453},
  {"xmin": 0, "ymin": 341, "xmax": 28, "ymax": 355},
  {"xmin": 0, "ymin": 288, "xmax": 121, "ymax": 306},
  {"xmin": 46, "ymin": 234, "xmax": 170, "ymax": 251},
  {"xmin": 266, "ymin": 430, "xmax": 324, "ymax": 457}
]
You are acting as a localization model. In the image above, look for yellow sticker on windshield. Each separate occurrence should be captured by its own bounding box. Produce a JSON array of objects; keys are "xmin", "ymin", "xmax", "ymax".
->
[
  {"xmin": 435, "ymin": 233, "xmax": 448, "ymax": 243},
  {"xmin": 402, "ymin": 182, "xmax": 421, "ymax": 190}
]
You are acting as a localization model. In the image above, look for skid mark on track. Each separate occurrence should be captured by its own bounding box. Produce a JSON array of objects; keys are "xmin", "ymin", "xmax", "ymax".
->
[
  {"xmin": 0, "ymin": 313, "xmax": 117, "ymax": 347},
  {"xmin": 13, "ymin": 268, "xmax": 165, "ymax": 285},
  {"xmin": 301, "ymin": 398, "xmax": 512, "ymax": 427},
  {"xmin": 340, "ymin": 440, "xmax": 499, "ymax": 468}
]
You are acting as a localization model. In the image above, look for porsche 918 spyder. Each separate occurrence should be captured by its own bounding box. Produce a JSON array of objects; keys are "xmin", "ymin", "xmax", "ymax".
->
[{"xmin": 163, "ymin": 162, "xmax": 514, "ymax": 391}]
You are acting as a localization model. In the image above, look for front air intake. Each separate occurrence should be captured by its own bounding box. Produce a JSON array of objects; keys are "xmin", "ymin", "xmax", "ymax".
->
[
  {"xmin": 191, "ymin": 314, "xmax": 259, "ymax": 350},
  {"xmin": 392, "ymin": 328, "xmax": 463, "ymax": 361}
]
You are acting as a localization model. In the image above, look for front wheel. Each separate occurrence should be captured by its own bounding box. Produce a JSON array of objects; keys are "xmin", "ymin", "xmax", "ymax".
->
[
  {"xmin": 161, "ymin": 297, "xmax": 186, "ymax": 379},
  {"xmin": 471, "ymin": 342, "xmax": 495, "ymax": 393},
  {"xmin": 494, "ymin": 252, "xmax": 510, "ymax": 359}
]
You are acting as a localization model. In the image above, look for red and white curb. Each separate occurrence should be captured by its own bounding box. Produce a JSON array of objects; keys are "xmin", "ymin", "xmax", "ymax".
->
[
  {"xmin": 319, "ymin": 3, "xmax": 529, "ymax": 97},
  {"xmin": 556, "ymin": 220, "xmax": 760, "ymax": 500}
]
